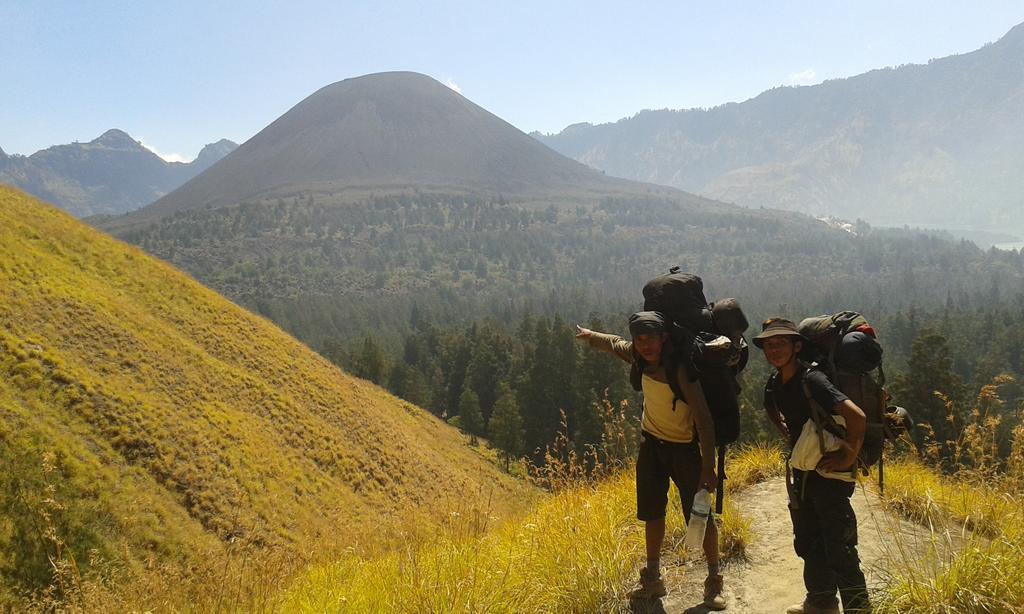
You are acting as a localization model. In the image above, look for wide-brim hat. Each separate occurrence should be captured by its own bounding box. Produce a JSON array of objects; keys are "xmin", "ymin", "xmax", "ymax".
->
[{"xmin": 752, "ymin": 317, "xmax": 805, "ymax": 348}]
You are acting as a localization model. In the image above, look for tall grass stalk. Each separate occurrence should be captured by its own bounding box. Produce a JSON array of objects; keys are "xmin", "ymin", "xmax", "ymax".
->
[{"xmin": 872, "ymin": 376, "xmax": 1024, "ymax": 612}]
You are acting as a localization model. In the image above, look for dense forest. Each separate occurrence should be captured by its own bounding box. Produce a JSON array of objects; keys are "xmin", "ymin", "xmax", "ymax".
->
[
  {"xmin": 328, "ymin": 302, "xmax": 1024, "ymax": 470},
  {"xmin": 117, "ymin": 192, "xmax": 1024, "ymax": 352},
  {"xmin": 112, "ymin": 191, "xmax": 1024, "ymax": 468}
]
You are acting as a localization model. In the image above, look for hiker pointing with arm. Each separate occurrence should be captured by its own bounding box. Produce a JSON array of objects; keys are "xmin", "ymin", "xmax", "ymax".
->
[
  {"xmin": 755, "ymin": 318, "xmax": 870, "ymax": 614},
  {"xmin": 576, "ymin": 311, "xmax": 726, "ymax": 610}
]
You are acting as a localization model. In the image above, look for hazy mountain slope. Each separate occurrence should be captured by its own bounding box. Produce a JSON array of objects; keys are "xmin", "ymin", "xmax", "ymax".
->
[
  {"xmin": 121, "ymin": 72, "xmax": 674, "ymax": 226},
  {"xmin": 0, "ymin": 186, "xmax": 531, "ymax": 596},
  {"xmin": 538, "ymin": 22, "xmax": 1024, "ymax": 234},
  {"xmin": 0, "ymin": 130, "xmax": 237, "ymax": 217}
]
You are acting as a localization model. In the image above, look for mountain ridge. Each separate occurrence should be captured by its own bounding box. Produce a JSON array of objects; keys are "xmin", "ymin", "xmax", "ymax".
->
[
  {"xmin": 537, "ymin": 21, "xmax": 1024, "ymax": 233},
  {"xmin": 0, "ymin": 131, "xmax": 238, "ymax": 217}
]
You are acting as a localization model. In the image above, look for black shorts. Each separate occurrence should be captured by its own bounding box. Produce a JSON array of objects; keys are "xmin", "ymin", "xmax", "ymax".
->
[{"xmin": 636, "ymin": 432, "xmax": 703, "ymax": 522}]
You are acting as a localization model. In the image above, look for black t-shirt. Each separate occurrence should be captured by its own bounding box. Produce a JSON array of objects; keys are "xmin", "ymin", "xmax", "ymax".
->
[{"xmin": 764, "ymin": 367, "xmax": 849, "ymax": 448}]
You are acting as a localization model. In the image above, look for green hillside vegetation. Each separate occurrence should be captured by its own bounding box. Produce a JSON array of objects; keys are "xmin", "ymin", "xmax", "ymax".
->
[
  {"xmin": 0, "ymin": 186, "xmax": 533, "ymax": 608},
  {"xmin": 337, "ymin": 297, "xmax": 1024, "ymax": 463},
  {"xmin": 114, "ymin": 189, "xmax": 1024, "ymax": 353},
  {"xmin": 112, "ymin": 184, "xmax": 1024, "ymax": 464}
]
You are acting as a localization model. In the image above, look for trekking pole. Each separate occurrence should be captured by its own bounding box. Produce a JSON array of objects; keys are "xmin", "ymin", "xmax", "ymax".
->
[
  {"xmin": 716, "ymin": 445, "xmax": 726, "ymax": 514},
  {"xmin": 878, "ymin": 454, "xmax": 884, "ymax": 495}
]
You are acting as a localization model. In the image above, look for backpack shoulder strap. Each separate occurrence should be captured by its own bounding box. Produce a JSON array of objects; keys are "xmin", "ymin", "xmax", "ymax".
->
[
  {"xmin": 629, "ymin": 359, "xmax": 643, "ymax": 392},
  {"xmin": 764, "ymin": 372, "xmax": 780, "ymax": 413},
  {"xmin": 800, "ymin": 367, "xmax": 841, "ymax": 427},
  {"xmin": 798, "ymin": 369, "xmax": 831, "ymax": 457},
  {"xmin": 664, "ymin": 353, "xmax": 687, "ymax": 411}
]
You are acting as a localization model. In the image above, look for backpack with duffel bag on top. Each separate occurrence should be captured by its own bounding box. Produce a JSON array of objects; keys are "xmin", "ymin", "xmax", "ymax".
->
[{"xmin": 630, "ymin": 267, "xmax": 750, "ymax": 512}]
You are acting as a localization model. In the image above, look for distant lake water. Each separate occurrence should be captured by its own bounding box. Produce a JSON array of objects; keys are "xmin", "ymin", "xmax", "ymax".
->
[{"xmin": 994, "ymin": 241, "xmax": 1024, "ymax": 251}]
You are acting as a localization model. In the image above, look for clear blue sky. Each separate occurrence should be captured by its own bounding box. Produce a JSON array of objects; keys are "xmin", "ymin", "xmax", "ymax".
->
[{"xmin": 2, "ymin": 1, "xmax": 1023, "ymax": 161}]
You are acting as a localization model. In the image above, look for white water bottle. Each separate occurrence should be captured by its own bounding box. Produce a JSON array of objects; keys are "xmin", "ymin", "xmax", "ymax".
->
[{"xmin": 684, "ymin": 488, "xmax": 712, "ymax": 551}]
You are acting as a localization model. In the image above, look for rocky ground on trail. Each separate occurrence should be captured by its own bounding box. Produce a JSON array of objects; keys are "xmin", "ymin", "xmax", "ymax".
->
[{"xmin": 625, "ymin": 476, "xmax": 936, "ymax": 614}]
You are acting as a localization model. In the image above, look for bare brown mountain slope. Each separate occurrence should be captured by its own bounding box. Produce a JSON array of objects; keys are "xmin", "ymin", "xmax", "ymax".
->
[{"xmin": 120, "ymin": 71, "xmax": 676, "ymax": 228}]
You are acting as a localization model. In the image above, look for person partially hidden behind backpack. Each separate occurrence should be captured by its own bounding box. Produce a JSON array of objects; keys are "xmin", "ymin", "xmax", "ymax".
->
[
  {"xmin": 754, "ymin": 318, "xmax": 870, "ymax": 614},
  {"xmin": 576, "ymin": 311, "xmax": 726, "ymax": 610}
]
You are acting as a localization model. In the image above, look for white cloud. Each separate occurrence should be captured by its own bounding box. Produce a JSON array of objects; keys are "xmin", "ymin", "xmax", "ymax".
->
[
  {"xmin": 786, "ymin": 68, "xmax": 817, "ymax": 86},
  {"xmin": 139, "ymin": 138, "xmax": 190, "ymax": 163},
  {"xmin": 445, "ymin": 79, "xmax": 462, "ymax": 94}
]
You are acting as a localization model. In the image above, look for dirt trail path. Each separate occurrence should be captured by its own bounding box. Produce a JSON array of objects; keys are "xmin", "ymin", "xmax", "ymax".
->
[{"xmin": 627, "ymin": 476, "xmax": 934, "ymax": 614}]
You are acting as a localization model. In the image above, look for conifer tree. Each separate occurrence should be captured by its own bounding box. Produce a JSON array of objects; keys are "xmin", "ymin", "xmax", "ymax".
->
[
  {"xmin": 441, "ymin": 327, "xmax": 473, "ymax": 418},
  {"xmin": 350, "ymin": 336, "xmax": 388, "ymax": 385},
  {"xmin": 489, "ymin": 383, "xmax": 523, "ymax": 470},
  {"xmin": 573, "ymin": 315, "xmax": 632, "ymax": 447},
  {"xmin": 389, "ymin": 364, "xmax": 434, "ymax": 412},
  {"xmin": 466, "ymin": 323, "xmax": 513, "ymax": 421},
  {"xmin": 458, "ymin": 387, "xmax": 484, "ymax": 445},
  {"xmin": 518, "ymin": 317, "xmax": 562, "ymax": 456},
  {"xmin": 891, "ymin": 329, "xmax": 967, "ymax": 457}
]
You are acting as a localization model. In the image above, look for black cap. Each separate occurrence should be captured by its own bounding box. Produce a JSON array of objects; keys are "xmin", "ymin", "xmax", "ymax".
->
[
  {"xmin": 752, "ymin": 317, "xmax": 805, "ymax": 348},
  {"xmin": 628, "ymin": 311, "xmax": 666, "ymax": 337}
]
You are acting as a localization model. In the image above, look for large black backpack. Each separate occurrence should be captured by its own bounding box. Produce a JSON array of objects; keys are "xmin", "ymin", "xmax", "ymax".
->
[
  {"xmin": 779, "ymin": 312, "xmax": 911, "ymax": 490},
  {"xmin": 630, "ymin": 267, "xmax": 749, "ymax": 512}
]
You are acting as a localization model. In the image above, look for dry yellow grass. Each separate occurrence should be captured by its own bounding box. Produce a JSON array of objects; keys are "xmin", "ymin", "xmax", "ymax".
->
[
  {"xmin": 0, "ymin": 186, "xmax": 535, "ymax": 608},
  {"xmin": 872, "ymin": 379, "xmax": 1024, "ymax": 612},
  {"xmin": 873, "ymin": 458, "xmax": 1024, "ymax": 613},
  {"xmin": 282, "ymin": 443, "xmax": 780, "ymax": 612}
]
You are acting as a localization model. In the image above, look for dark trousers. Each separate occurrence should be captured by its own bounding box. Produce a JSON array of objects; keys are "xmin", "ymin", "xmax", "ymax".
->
[
  {"xmin": 635, "ymin": 432, "xmax": 701, "ymax": 522},
  {"xmin": 789, "ymin": 470, "xmax": 870, "ymax": 612}
]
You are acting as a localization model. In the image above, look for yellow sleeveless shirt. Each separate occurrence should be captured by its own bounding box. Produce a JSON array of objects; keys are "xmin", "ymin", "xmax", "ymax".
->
[{"xmin": 640, "ymin": 373, "xmax": 696, "ymax": 443}]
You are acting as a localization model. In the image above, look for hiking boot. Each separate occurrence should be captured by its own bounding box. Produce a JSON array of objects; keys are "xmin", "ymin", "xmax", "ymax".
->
[
  {"xmin": 785, "ymin": 601, "xmax": 840, "ymax": 614},
  {"xmin": 703, "ymin": 573, "xmax": 727, "ymax": 610},
  {"xmin": 628, "ymin": 567, "xmax": 667, "ymax": 599}
]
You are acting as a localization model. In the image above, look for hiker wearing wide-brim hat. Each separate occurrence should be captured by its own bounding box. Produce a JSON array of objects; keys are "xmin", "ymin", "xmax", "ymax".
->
[
  {"xmin": 751, "ymin": 317, "xmax": 805, "ymax": 349},
  {"xmin": 576, "ymin": 313, "xmax": 727, "ymax": 610},
  {"xmin": 756, "ymin": 316, "xmax": 871, "ymax": 614}
]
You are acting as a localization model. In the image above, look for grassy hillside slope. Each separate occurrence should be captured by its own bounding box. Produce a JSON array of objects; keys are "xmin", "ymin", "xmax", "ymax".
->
[
  {"xmin": 283, "ymin": 444, "xmax": 783, "ymax": 612},
  {"xmin": 0, "ymin": 186, "xmax": 531, "ymax": 601}
]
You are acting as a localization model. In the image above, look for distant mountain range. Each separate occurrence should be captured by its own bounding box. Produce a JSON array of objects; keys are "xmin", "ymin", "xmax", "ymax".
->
[
  {"xmin": 101, "ymin": 72, "xmax": 1024, "ymax": 351},
  {"xmin": 537, "ymin": 22, "xmax": 1024, "ymax": 236},
  {"xmin": 0, "ymin": 130, "xmax": 236, "ymax": 217}
]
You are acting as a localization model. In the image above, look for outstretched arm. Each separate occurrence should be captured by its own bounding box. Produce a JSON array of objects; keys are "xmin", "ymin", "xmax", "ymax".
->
[{"xmin": 574, "ymin": 325, "xmax": 633, "ymax": 364}]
